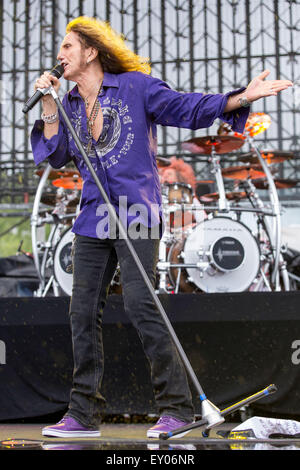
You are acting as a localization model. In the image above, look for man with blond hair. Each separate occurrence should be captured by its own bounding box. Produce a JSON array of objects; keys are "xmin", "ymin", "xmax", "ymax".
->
[{"xmin": 31, "ymin": 16, "xmax": 292, "ymax": 438}]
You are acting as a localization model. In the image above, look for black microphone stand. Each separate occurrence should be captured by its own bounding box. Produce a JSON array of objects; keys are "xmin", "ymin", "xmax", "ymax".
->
[{"xmin": 47, "ymin": 86, "xmax": 276, "ymax": 440}]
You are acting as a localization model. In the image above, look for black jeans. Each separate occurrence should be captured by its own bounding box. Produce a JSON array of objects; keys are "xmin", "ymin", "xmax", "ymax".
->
[{"xmin": 66, "ymin": 231, "xmax": 194, "ymax": 428}]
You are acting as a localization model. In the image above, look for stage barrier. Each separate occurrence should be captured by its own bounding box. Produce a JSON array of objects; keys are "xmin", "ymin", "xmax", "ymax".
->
[{"xmin": 0, "ymin": 292, "xmax": 299, "ymax": 421}]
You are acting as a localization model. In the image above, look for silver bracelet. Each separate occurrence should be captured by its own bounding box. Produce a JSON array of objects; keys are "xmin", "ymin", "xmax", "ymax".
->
[{"xmin": 41, "ymin": 112, "xmax": 58, "ymax": 124}]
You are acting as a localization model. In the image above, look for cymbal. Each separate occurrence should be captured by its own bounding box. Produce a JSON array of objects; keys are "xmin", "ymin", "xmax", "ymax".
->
[
  {"xmin": 245, "ymin": 112, "xmax": 271, "ymax": 137},
  {"xmin": 36, "ymin": 168, "xmax": 80, "ymax": 180},
  {"xmin": 260, "ymin": 150, "xmax": 293, "ymax": 164},
  {"xmin": 200, "ymin": 191, "xmax": 247, "ymax": 202},
  {"xmin": 156, "ymin": 156, "xmax": 171, "ymax": 167},
  {"xmin": 238, "ymin": 150, "xmax": 294, "ymax": 165},
  {"xmin": 253, "ymin": 178, "xmax": 300, "ymax": 190},
  {"xmin": 222, "ymin": 164, "xmax": 266, "ymax": 180},
  {"xmin": 52, "ymin": 177, "xmax": 83, "ymax": 190},
  {"xmin": 182, "ymin": 135, "xmax": 245, "ymax": 154}
]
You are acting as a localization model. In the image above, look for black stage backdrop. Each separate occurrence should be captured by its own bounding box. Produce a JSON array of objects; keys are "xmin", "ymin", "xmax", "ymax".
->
[{"xmin": 0, "ymin": 292, "xmax": 300, "ymax": 421}]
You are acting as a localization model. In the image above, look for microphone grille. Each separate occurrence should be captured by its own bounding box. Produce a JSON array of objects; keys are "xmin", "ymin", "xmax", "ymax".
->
[{"xmin": 51, "ymin": 64, "xmax": 64, "ymax": 79}]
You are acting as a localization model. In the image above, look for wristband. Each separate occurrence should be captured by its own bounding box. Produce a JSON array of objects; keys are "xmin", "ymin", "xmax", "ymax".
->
[
  {"xmin": 238, "ymin": 97, "xmax": 251, "ymax": 108},
  {"xmin": 41, "ymin": 112, "xmax": 58, "ymax": 124}
]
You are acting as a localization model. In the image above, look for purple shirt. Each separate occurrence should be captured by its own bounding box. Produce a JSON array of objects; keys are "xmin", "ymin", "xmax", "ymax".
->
[{"xmin": 31, "ymin": 71, "xmax": 249, "ymax": 239}]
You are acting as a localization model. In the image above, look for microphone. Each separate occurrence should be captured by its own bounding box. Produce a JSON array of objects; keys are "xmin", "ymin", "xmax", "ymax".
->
[{"xmin": 22, "ymin": 64, "xmax": 64, "ymax": 114}]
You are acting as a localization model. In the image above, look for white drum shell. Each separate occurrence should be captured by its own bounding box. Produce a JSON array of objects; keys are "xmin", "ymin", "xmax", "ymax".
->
[
  {"xmin": 183, "ymin": 216, "xmax": 260, "ymax": 293},
  {"xmin": 53, "ymin": 228, "xmax": 74, "ymax": 296}
]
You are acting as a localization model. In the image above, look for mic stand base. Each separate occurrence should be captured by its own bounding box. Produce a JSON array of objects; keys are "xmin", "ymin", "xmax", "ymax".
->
[{"xmin": 159, "ymin": 384, "xmax": 277, "ymax": 440}]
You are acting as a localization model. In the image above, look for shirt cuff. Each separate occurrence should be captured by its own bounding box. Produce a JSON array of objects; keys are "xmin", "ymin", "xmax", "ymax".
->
[{"xmin": 31, "ymin": 119, "xmax": 65, "ymax": 166}]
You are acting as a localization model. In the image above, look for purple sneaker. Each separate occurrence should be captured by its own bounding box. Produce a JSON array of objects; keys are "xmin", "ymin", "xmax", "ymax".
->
[
  {"xmin": 147, "ymin": 415, "xmax": 192, "ymax": 439},
  {"xmin": 42, "ymin": 416, "xmax": 101, "ymax": 438}
]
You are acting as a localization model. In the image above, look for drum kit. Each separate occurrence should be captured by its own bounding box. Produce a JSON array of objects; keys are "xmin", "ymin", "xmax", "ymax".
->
[
  {"xmin": 157, "ymin": 112, "xmax": 296, "ymax": 294},
  {"xmin": 31, "ymin": 112, "xmax": 296, "ymax": 297}
]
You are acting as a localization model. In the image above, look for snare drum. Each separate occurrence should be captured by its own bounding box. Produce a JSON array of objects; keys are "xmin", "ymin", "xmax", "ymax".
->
[
  {"xmin": 162, "ymin": 182, "xmax": 194, "ymax": 230},
  {"xmin": 168, "ymin": 216, "xmax": 260, "ymax": 293},
  {"xmin": 164, "ymin": 182, "xmax": 193, "ymax": 204}
]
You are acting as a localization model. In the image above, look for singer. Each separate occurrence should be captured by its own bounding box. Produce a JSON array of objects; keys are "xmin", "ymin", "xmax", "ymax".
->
[{"xmin": 30, "ymin": 16, "xmax": 292, "ymax": 438}]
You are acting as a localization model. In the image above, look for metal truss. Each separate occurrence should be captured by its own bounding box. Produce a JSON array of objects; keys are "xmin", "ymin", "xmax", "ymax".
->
[{"xmin": 0, "ymin": 0, "xmax": 299, "ymax": 203}]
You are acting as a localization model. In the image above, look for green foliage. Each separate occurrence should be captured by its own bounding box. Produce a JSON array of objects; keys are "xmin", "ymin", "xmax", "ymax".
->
[{"xmin": 0, "ymin": 215, "xmax": 32, "ymax": 258}]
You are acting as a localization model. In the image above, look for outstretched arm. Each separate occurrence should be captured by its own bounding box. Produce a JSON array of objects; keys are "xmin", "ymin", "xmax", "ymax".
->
[{"xmin": 224, "ymin": 70, "xmax": 293, "ymax": 112}]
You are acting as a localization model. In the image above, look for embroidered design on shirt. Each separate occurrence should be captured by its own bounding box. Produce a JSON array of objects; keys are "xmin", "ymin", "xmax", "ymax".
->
[
  {"xmin": 95, "ymin": 107, "xmax": 121, "ymax": 157},
  {"xmin": 68, "ymin": 98, "xmax": 135, "ymax": 171}
]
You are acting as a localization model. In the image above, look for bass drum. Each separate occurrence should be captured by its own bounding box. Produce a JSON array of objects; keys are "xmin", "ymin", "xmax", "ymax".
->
[
  {"xmin": 53, "ymin": 228, "xmax": 122, "ymax": 296},
  {"xmin": 168, "ymin": 216, "xmax": 260, "ymax": 293},
  {"xmin": 53, "ymin": 228, "xmax": 74, "ymax": 296}
]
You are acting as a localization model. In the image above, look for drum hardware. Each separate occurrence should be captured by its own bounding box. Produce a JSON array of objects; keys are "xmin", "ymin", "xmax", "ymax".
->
[
  {"xmin": 31, "ymin": 163, "xmax": 81, "ymax": 297},
  {"xmin": 208, "ymin": 149, "xmax": 229, "ymax": 211},
  {"xmin": 217, "ymin": 121, "xmax": 246, "ymax": 141},
  {"xmin": 288, "ymin": 271, "xmax": 300, "ymax": 284},
  {"xmin": 182, "ymin": 136, "xmax": 246, "ymax": 212},
  {"xmin": 215, "ymin": 112, "xmax": 288, "ymax": 291},
  {"xmin": 31, "ymin": 164, "xmax": 52, "ymax": 290},
  {"xmin": 244, "ymin": 136, "xmax": 283, "ymax": 290},
  {"xmin": 256, "ymin": 264, "xmax": 272, "ymax": 292},
  {"xmin": 181, "ymin": 136, "xmax": 246, "ymax": 211},
  {"xmin": 238, "ymin": 162, "xmax": 290, "ymax": 292}
]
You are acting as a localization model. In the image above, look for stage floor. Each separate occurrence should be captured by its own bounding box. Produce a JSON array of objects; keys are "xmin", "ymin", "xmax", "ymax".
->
[{"xmin": 1, "ymin": 422, "xmax": 300, "ymax": 451}]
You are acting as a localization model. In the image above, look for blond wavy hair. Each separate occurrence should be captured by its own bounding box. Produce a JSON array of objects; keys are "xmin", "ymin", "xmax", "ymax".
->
[{"xmin": 66, "ymin": 16, "xmax": 151, "ymax": 75}]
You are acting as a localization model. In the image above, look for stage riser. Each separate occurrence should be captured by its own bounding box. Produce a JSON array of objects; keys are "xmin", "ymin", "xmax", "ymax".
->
[{"xmin": 0, "ymin": 293, "xmax": 299, "ymax": 421}]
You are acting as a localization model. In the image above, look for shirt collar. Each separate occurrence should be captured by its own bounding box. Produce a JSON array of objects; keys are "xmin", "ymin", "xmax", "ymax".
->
[{"xmin": 69, "ymin": 72, "xmax": 119, "ymax": 98}]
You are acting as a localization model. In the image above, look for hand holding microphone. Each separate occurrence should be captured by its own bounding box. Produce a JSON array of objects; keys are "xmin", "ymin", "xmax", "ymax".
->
[
  {"xmin": 22, "ymin": 64, "xmax": 64, "ymax": 114},
  {"xmin": 34, "ymin": 71, "xmax": 61, "ymax": 95}
]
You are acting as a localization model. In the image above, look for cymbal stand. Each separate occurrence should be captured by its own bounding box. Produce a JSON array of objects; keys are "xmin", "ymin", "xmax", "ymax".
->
[
  {"xmin": 209, "ymin": 148, "xmax": 229, "ymax": 212},
  {"xmin": 246, "ymin": 134, "xmax": 282, "ymax": 289},
  {"xmin": 31, "ymin": 162, "xmax": 73, "ymax": 297},
  {"xmin": 31, "ymin": 163, "xmax": 62, "ymax": 296},
  {"xmin": 31, "ymin": 163, "xmax": 52, "ymax": 292},
  {"xmin": 242, "ymin": 177, "xmax": 289, "ymax": 291},
  {"xmin": 157, "ymin": 228, "xmax": 170, "ymax": 293}
]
